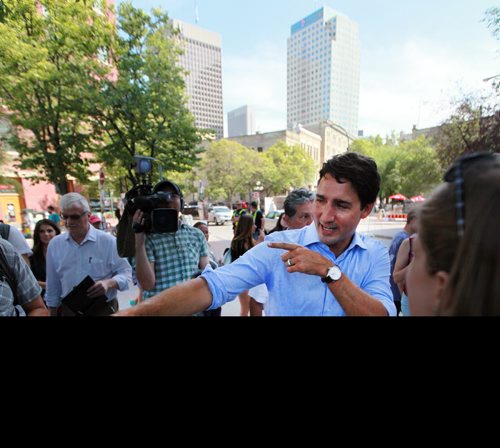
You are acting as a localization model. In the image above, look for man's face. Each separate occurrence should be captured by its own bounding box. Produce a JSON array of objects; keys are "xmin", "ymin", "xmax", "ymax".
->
[
  {"xmin": 236, "ymin": 202, "xmax": 242, "ymax": 210},
  {"xmin": 314, "ymin": 173, "xmax": 373, "ymax": 255},
  {"xmin": 283, "ymin": 201, "xmax": 314, "ymax": 230},
  {"xmin": 157, "ymin": 189, "xmax": 182, "ymax": 213},
  {"xmin": 62, "ymin": 204, "xmax": 90, "ymax": 239}
]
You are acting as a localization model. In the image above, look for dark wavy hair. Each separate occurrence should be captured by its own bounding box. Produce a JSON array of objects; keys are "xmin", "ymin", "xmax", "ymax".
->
[
  {"xmin": 319, "ymin": 152, "xmax": 380, "ymax": 208},
  {"xmin": 267, "ymin": 212, "xmax": 286, "ymax": 235},
  {"xmin": 230, "ymin": 214, "xmax": 255, "ymax": 261},
  {"xmin": 32, "ymin": 219, "xmax": 61, "ymax": 261}
]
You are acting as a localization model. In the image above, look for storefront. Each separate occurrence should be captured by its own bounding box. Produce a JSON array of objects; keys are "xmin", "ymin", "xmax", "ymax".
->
[{"xmin": 0, "ymin": 184, "xmax": 22, "ymax": 228}]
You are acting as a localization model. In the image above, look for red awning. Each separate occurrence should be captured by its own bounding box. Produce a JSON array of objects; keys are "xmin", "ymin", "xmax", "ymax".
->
[{"xmin": 389, "ymin": 193, "xmax": 407, "ymax": 201}]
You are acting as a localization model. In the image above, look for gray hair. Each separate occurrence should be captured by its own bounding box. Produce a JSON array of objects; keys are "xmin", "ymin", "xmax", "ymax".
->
[
  {"xmin": 284, "ymin": 188, "xmax": 315, "ymax": 218},
  {"xmin": 60, "ymin": 192, "xmax": 90, "ymax": 213}
]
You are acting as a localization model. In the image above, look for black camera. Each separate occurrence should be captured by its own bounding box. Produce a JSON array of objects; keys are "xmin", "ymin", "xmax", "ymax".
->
[{"xmin": 124, "ymin": 156, "xmax": 183, "ymax": 234}]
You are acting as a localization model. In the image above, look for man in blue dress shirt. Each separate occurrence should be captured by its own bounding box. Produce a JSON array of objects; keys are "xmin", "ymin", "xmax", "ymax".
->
[{"xmin": 116, "ymin": 152, "xmax": 396, "ymax": 316}]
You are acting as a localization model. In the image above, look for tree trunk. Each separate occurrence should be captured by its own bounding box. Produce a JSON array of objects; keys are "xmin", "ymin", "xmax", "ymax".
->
[{"xmin": 56, "ymin": 180, "xmax": 68, "ymax": 196}]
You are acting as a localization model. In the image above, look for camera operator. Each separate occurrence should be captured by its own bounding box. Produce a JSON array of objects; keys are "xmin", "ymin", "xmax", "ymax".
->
[{"xmin": 132, "ymin": 180, "xmax": 209, "ymax": 300}]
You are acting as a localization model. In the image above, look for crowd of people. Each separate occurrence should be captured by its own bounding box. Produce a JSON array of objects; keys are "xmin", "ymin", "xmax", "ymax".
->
[{"xmin": 1, "ymin": 150, "xmax": 499, "ymax": 317}]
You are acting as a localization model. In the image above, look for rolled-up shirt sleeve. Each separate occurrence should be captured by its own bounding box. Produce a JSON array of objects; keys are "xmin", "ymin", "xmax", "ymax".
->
[{"xmin": 110, "ymin": 254, "xmax": 132, "ymax": 291}]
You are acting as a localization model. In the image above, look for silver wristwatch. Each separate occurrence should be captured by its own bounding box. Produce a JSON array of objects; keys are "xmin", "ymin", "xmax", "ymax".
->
[{"xmin": 321, "ymin": 265, "xmax": 342, "ymax": 284}]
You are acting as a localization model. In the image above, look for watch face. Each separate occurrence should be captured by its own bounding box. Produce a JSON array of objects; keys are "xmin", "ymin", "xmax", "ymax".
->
[{"xmin": 328, "ymin": 266, "xmax": 341, "ymax": 281}]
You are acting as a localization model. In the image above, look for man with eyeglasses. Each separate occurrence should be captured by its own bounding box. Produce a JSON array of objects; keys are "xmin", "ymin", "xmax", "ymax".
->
[
  {"xmin": 132, "ymin": 180, "xmax": 209, "ymax": 302},
  {"xmin": 45, "ymin": 193, "xmax": 132, "ymax": 316}
]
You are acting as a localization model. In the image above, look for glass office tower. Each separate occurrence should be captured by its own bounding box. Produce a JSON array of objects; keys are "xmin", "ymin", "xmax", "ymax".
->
[{"xmin": 287, "ymin": 7, "xmax": 360, "ymax": 137}]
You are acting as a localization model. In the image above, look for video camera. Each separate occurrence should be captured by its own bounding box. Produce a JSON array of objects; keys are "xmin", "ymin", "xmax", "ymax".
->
[{"xmin": 124, "ymin": 155, "xmax": 182, "ymax": 234}]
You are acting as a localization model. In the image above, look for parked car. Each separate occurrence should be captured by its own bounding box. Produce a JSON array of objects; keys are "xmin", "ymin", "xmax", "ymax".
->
[
  {"xmin": 182, "ymin": 205, "xmax": 202, "ymax": 219},
  {"xmin": 264, "ymin": 209, "xmax": 284, "ymax": 232},
  {"xmin": 207, "ymin": 206, "xmax": 232, "ymax": 226}
]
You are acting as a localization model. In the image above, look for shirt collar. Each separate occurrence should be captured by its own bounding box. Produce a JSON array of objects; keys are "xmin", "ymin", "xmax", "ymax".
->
[{"xmin": 63, "ymin": 224, "xmax": 97, "ymax": 244}]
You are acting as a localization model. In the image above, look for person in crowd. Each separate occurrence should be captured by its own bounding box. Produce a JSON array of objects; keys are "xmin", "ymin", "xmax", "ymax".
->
[
  {"xmin": 0, "ymin": 238, "xmax": 48, "ymax": 316},
  {"xmin": 47, "ymin": 205, "xmax": 61, "ymax": 225},
  {"xmin": 392, "ymin": 233, "xmax": 417, "ymax": 316},
  {"xmin": 193, "ymin": 221, "xmax": 221, "ymax": 317},
  {"xmin": 21, "ymin": 209, "xmax": 35, "ymax": 238},
  {"xmin": 406, "ymin": 151, "xmax": 500, "ymax": 316},
  {"xmin": 249, "ymin": 201, "xmax": 264, "ymax": 240},
  {"xmin": 29, "ymin": 219, "xmax": 61, "ymax": 300},
  {"xmin": 227, "ymin": 214, "xmax": 264, "ymax": 316},
  {"xmin": 388, "ymin": 208, "xmax": 417, "ymax": 315},
  {"xmin": 281, "ymin": 188, "xmax": 315, "ymax": 230},
  {"xmin": 132, "ymin": 180, "xmax": 208, "ymax": 302},
  {"xmin": 248, "ymin": 188, "xmax": 315, "ymax": 316},
  {"xmin": 231, "ymin": 200, "xmax": 247, "ymax": 234},
  {"xmin": 0, "ymin": 220, "xmax": 32, "ymax": 266},
  {"xmin": 266, "ymin": 212, "xmax": 286, "ymax": 235},
  {"xmin": 45, "ymin": 192, "xmax": 132, "ymax": 316},
  {"xmin": 115, "ymin": 152, "xmax": 395, "ymax": 317},
  {"xmin": 90, "ymin": 214, "xmax": 102, "ymax": 230}
]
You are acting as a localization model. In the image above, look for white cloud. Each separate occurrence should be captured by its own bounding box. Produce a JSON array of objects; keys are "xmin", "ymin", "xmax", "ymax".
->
[{"xmin": 359, "ymin": 37, "xmax": 499, "ymax": 136}]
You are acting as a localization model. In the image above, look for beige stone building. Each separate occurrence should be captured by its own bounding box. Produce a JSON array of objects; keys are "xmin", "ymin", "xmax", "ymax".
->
[
  {"xmin": 305, "ymin": 120, "xmax": 356, "ymax": 165},
  {"xmin": 227, "ymin": 127, "xmax": 322, "ymax": 186}
]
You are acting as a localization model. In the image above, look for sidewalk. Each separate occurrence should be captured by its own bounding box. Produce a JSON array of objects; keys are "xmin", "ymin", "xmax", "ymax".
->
[{"xmin": 358, "ymin": 216, "xmax": 404, "ymax": 245}]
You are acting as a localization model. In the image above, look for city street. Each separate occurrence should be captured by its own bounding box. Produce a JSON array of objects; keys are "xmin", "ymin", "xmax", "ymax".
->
[{"xmin": 117, "ymin": 215, "xmax": 405, "ymax": 315}]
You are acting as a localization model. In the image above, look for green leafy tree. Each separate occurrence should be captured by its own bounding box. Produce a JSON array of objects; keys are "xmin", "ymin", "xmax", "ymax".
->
[
  {"xmin": 351, "ymin": 135, "xmax": 441, "ymax": 200},
  {"xmin": 261, "ymin": 141, "xmax": 316, "ymax": 196},
  {"xmin": 92, "ymin": 1, "xmax": 203, "ymax": 186},
  {"xmin": 0, "ymin": 0, "xmax": 116, "ymax": 194},
  {"xmin": 483, "ymin": 7, "xmax": 500, "ymax": 41},
  {"xmin": 351, "ymin": 137, "xmax": 398, "ymax": 200},
  {"xmin": 390, "ymin": 137, "xmax": 441, "ymax": 197},
  {"xmin": 199, "ymin": 139, "xmax": 260, "ymax": 203}
]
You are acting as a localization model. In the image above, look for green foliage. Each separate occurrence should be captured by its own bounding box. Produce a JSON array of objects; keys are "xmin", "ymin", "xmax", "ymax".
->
[
  {"xmin": 261, "ymin": 141, "xmax": 316, "ymax": 195},
  {"xmin": 484, "ymin": 7, "xmax": 500, "ymax": 41},
  {"xmin": 351, "ymin": 136, "xmax": 441, "ymax": 199},
  {"xmin": 0, "ymin": 1, "xmax": 8, "ymax": 23},
  {"xmin": 0, "ymin": 0, "xmax": 116, "ymax": 194},
  {"xmin": 199, "ymin": 139, "xmax": 260, "ymax": 202},
  {"xmin": 92, "ymin": 1, "xmax": 203, "ymax": 187},
  {"xmin": 433, "ymin": 94, "xmax": 500, "ymax": 169},
  {"xmin": 391, "ymin": 138, "xmax": 441, "ymax": 197}
]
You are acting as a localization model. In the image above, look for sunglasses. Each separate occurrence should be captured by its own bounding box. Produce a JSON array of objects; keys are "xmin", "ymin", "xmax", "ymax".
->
[
  {"xmin": 61, "ymin": 211, "xmax": 87, "ymax": 221},
  {"xmin": 443, "ymin": 152, "xmax": 499, "ymax": 238}
]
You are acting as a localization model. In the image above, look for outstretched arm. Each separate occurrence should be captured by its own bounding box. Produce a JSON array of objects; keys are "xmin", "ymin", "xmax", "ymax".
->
[{"xmin": 114, "ymin": 277, "xmax": 213, "ymax": 316}]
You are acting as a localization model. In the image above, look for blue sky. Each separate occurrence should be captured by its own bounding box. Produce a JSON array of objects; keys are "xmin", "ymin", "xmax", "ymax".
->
[{"xmin": 117, "ymin": 0, "xmax": 499, "ymax": 137}]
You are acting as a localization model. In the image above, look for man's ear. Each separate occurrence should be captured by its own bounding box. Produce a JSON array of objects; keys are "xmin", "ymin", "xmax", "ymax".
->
[
  {"xmin": 281, "ymin": 214, "xmax": 290, "ymax": 229},
  {"xmin": 433, "ymin": 270, "xmax": 452, "ymax": 315},
  {"xmin": 360, "ymin": 203, "xmax": 374, "ymax": 219}
]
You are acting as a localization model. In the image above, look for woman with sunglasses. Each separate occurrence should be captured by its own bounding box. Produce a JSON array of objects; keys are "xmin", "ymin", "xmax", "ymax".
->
[
  {"xmin": 406, "ymin": 152, "xmax": 500, "ymax": 316},
  {"xmin": 29, "ymin": 219, "xmax": 61, "ymax": 301}
]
